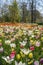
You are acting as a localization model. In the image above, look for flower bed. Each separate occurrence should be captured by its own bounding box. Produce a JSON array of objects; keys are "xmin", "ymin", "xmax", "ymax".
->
[{"xmin": 0, "ymin": 25, "xmax": 43, "ymax": 65}]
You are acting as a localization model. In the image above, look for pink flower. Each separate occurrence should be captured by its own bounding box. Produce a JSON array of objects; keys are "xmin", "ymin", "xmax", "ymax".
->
[
  {"xmin": 35, "ymin": 35, "xmax": 40, "ymax": 39},
  {"xmin": 10, "ymin": 54, "xmax": 15, "ymax": 59},
  {"xmin": 0, "ymin": 47, "xmax": 3, "ymax": 53},
  {"xmin": 0, "ymin": 43, "xmax": 2, "ymax": 46},
  {"xmin": 34, "ymin": 61, "xmax": 39, "ymax": 65},
  {"xmin": 39, "ymin": 28, "xmax": 43, "ymax": 31},
  {"xmin": 10, "ymin": 51, "xmax": 16, "ymax": 59}
]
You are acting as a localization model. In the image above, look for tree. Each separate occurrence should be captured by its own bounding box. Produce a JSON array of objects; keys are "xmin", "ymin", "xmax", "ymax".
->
[
  {"xmin": 36, "ymin": 10, "xmax": 43, "ymax": 23},
  {"xmin": 21, "ymin": 2, "xmax": 28, "ymax": 22},
  {"xmin": 30, "ymin": 0, "xmax": 36, "ymax": 23},
  {"xmin": 0, "ymin": 0, "xmax": 10, "ymax": 22},
  {"xmin": 9, "ymin": 0, "xmax": 20, "ymax": 22}
]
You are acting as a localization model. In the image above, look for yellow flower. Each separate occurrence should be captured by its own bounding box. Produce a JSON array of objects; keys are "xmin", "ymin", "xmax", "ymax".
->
[
  {"xmin": 20, "ymin": 51, "xmax": 25, "ymax": 58},
  {"xmin": 18, "ymin": 30, "xmax": 23, "ymax": 36},
  {"xmin": 10, "ymin": 32, "xmax": 12, "ymax": 35},
  {"xmin": 30, "ymin": 40, "xmax": 36, "ymax": 45},
  {"xmin": 29, "ymin": 37, "xmax": 32, "ymax": 40},
  {"xmin": 28, "ymin": 60, "xmax": 34, "ymax": 64},
  {"xmin": 16, "ymin": 54, "xmax": 21, "ymax": 60},
  {"xmin": 11, "ymin": 48, "xmax": 14, "ymax": 51},
  {"xmin": 32, "ymin": 41, "xmax": 36, "ymax": 45},
  {"xmin": 41, "ymin": 37, "xmax": 43, "ymax": 41},
  {"xmin": 14, "ymin": 34, "xmax": 18, "ymax": 39},
  {"xmin": 0, "ymin": 39, "xmax": 2, "ymax": 42},
  {"xmin": 20, "ymin": 51, "xmax": 23, "ymax": 55},
  {"xmin": 1, "ymin": 33, "xmax": 5, "ymax": 37},
  {"xmin": 30, "ymin": 40, "xmax": 34, "ymax": 43},
  {"xmin": 28, "ymin": 53, "xmax": 33, "ymax": 58}
]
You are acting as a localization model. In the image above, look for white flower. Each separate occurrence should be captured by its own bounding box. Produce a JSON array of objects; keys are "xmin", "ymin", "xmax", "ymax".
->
[
  {"xmin": 35, "ymin": 30, "xmax": 39, "ymax": 32},
  {"xmin": 23, "ymin": 30, "xmax": 27, "ymax": 35},
  {"xmin": 5, "ymin": 40, "xmax": 11, "ymax": 45},
  {"xmin": 23, "ymin": 28, "xmax": 28, "ymax": 31},
  {"xmin": 16, "ymin": 27, "xmax": 20, "ymax": 29},
  {"xmin": 15, "ymin": 61, "xmax": 26, "ymax": 65},
  {"xmin": 31, "ymin": 35, "xmax": 35, "ymax": 38},
  {"xmin": 35, "ymin": 41, "xmax": 40, "ymax": 47},
  {"xmin": 11, "ymin": 38, "xmax": 15, "ymax": 42},
  {"xmin": 24, "ymin": 38, "xmax": 27, "ymax": 41},
  {"xmin": 35, "ymin": 30, "xmax": 40, "ymax": 34},
  {"xmin": 10, "ymin": 43, "xmax": 16, "ymax": 48},
  {"xmin": 28, "ymin": 30, "xmax": 33, "ymax": 36},
  {"xmin": 20, "ymin": 48, "xmax": 31, "ymax": 55},
  {"xmin": 20, "ymin": 41, "xmax": 27, "ymax": 46},
  {"xmin": 0, "ymin": 47, "xmax": 3, "ymax": 52},
  {"xmin": 5, "ymin": 28, "xmax": 10, "ymax": 33},
  {"xmin": 2, "ymin": 56, "xmax": 14, "ymax": 64}
]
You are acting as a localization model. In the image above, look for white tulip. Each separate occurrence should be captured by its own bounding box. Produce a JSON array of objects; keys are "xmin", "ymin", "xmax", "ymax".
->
[
  {"xmin": 15, "ymin": 61, "xmax": 26, "ymax": 65},
  {"xmin": 20, "ymin": 48, "xmax": 31, "ymax": 55},
  {"xmin": 10, "ymin": 43, "xmax": 16, "ymax": 48},
  {"xmin": 2, "ymin": 56, "xmax": 14, "ymax": 64},
  {"xmin": 5, "ymin": 40, "xmax": 11, "ymax": 45},
  {"xmin": 20, "ymin": 41, "xmax": 27, "ymax": 46},
  {"xmin": 28, "ymin": 30, "xmax": 33, "ymax": 36}
]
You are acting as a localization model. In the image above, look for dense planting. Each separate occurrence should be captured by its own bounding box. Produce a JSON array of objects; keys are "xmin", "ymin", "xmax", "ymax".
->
[{"xmin": 0, "ymin": 25, "xmax": 43, "ymax": 65}]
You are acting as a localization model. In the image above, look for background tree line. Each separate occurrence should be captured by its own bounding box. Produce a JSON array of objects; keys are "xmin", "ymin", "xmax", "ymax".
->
[{"xmin": 0, "ymin": 0, "xmax": 43, "ymax": 23}]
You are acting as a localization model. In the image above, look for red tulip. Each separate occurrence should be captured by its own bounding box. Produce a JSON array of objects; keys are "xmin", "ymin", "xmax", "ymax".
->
[
  {"xmin": 11, "ymin": 51, "xmax": 16, "ymax": 55},
  {"xmin": 30, "ymin": 46, "xmax": 34, "ymax": 51}
]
